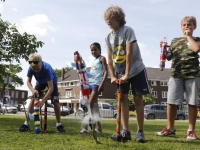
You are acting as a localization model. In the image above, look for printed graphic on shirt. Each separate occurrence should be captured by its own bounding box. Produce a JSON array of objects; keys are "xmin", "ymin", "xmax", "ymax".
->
[{"xmin": 113, "ymin": 45, "xmax": 126, "ymax": 73}]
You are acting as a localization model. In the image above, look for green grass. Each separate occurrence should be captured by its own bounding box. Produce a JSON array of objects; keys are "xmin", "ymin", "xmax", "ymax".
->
[{"xmin": 0, "ymin": 115, "xmax": 199, "ymax": 150}]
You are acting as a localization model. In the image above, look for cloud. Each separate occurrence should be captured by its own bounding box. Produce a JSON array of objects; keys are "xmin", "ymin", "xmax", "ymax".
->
[
  {"xmin": 138, "ymin": 42, "xmax": 151, "ymax": 57},
  {"xmin": 17, "ymin": 14, "xmax": 56, "ymax": 37},
  {"xmin": 11, "ymin": 8, "xmax": 18, "ymax": 12},
  {"xmin": 149, "ymin": 0, "xmax": 166, "ymax": 2},
  {"xmin": 0, "ymin": 4, "xmax": 3, "ymax": 12}
]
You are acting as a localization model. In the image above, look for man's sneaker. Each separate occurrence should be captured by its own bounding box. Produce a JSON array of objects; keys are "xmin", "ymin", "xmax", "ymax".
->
[
  {"xmin": 18, "ymin": 124, "xmax": 29, "ymax": 132},
  {"xmin": 111, "ymin": 129, "xmax": 131, "ymax": 142},
  {"xmin": 56, "ymin": 125, "xmax": 66, "ymax": 133},
  {"xmin": 186, "ymin": 131, "xmax": 198, "ymax": 140},
  {"xmin": 135, "ymin": 131, "xmax": 146, "ymax": 143},
  {"xmin": 79, "ymin": 128, "xmax": 89, "ymax": 134},
  {"xmin": 155, "ymin": 127, "xmax": 176, "ymax": 137}
]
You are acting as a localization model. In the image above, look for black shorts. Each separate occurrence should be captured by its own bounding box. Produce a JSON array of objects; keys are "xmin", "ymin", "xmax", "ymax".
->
[
  {"xmin": 116, "ymin": 69, "xmax": 150, "ymax": 95},
  {"xmin": 34, "ymin": 83, "xmax": 59, "ymax": 103}
]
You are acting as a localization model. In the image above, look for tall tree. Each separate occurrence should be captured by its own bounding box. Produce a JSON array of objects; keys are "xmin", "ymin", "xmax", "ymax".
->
[
  {"xmin": 54, "ymin": 66, "xmax": 73, "ymax": 78},
  {"xmin": 0, "ymin": 14, "xmax": 44, "ymax": 88}
]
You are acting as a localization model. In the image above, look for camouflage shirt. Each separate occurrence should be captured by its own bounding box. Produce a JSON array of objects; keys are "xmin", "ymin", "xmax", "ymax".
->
[{"xmin": 168, "ymin": 37, "xmax": 200, "ymax": 78}]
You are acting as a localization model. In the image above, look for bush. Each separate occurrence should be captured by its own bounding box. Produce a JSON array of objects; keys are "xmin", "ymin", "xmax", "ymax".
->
[
  {"xmin": 129, "ymin": 111, "xmax": 136, "ymax": 117},
  {"xmin": 197, "ymin": 111, "xmax": 200, "ymax": 118}
]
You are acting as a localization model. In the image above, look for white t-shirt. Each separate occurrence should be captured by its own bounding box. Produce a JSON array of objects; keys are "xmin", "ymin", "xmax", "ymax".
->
[{"xmin": 79, "ymin": 97, "xmax": 86, "ymax": 105}]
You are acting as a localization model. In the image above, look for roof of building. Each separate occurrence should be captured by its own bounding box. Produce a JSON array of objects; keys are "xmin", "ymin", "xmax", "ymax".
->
[{"xmin": 58, "ymin": 67, "xmax": 171, "ymax": 82}]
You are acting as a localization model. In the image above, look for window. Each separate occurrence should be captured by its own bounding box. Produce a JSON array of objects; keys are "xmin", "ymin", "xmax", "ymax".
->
[
  {"xmin": 162, "ymin": 91, "xmax": 167, "ymax": 98},
  {"xmin": 152, "ymin": 91, "xmax": 157, "ymax": 98},
  {"xmin": 151, "ymin": 81, "xmax": 157, "ymax": 86},
  {"xmin": 15, "ymin": 91, "xmax": 19, "ymax": 98},
  {"xmin": 151, "ymin": 105, "xmax": 161, "ymax": 110},
  {"xmin": 102, "ymin": 104, "xmax": 110, "ymax": 109},
  {"xmin": 99, "ymin": 92, "xmax": 102, "ymax": 96},
  {"xmin": 11, "ymin": 91, "xmax": 15, "ymax": 98},
  {"xmin": 160, "ymin": 81, "xmax": 168, "ymax": 86},
  {"xmin": 70, "ymin": 82, "xmax": 74, "ymax": 86},
  {"xmin": 22, "ymin": 92, "xmax": 25, "ymax": 98},
  {"xmin": 65, "ymin": 91, "xmax": 72, "ymax": 98}
]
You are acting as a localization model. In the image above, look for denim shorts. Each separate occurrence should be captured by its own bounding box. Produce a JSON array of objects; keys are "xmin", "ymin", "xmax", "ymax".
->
[
  {"xmin": 90, "ymin": 84, "xmax": 99, "ymax": 92},
  {"xmin": 34, "ymin": 83, "xmax": 59, "ymax": 103}
]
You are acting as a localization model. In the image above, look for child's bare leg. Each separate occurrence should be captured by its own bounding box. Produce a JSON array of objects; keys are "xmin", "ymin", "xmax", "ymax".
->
[
  {"xmin": 121, "ymin": 94, "xmax": 129, "ymax": 131},
  {"xmin": 188, "ymin": 104, "xmax": 197, "ymax": 130},
  {"xmin": 134, "ymin": 95, "xmax": 143, "ymax": 131},
  {"xmin": 167, "ymin": 104, "xmax": 177, "ymax": 130}
]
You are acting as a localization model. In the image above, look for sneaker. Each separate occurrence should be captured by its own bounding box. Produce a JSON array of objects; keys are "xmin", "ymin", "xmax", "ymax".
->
[
  {"xmin": 56, "ymin": 125, "xmax": 66, "ymax": 133},
  {"xmin": 18, "ymin": 124, "xmax": 29, "ymax": 132},
  {"xmin": 111, "ymin": 129, "xmax": 131, "ymax": 142},
  {"xmin": 135, "ymin": 131, "xmax": 146, "ymax": 143},
  {"xmin": 95, "ymin": 129, "xmax": 102, "ymax": 133},
  {"xmin": 79, "ymin": 128, "xmax": 88, "ymax": 134},
  {"xmin": 155, "ymin": 127, "xmax": 176, "ymax": 137},
  {"xmin": 186, "ymin": 131, "xmax": 198, "ymax": 140}
]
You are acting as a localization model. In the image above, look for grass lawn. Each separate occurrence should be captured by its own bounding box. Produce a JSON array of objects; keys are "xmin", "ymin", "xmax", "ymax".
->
[{"xmin": 0, "ymin": 115, "xmax": 199, "ymax": 150}]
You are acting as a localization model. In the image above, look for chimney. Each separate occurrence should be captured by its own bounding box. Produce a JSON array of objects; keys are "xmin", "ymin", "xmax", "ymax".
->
[{"xmin": 61, "ymin": 68, "xmax": 65, "ymax": 81}]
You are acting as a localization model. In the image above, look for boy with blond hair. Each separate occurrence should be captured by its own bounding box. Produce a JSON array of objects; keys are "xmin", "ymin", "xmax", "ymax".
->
[
  {"xmin": 104, "ymin": 6, "xmax": 150, "ymax": 142},
  {"xmin": 156, "ymin": 16, "xmax": 200, "ymax": 140}
]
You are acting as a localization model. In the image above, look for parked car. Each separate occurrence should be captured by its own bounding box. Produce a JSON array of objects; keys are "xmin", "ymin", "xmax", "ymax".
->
[
  {"xmin": 78, "ymin": 102, "xmax": 117, "ymax": 118},
  {"xmin": 0, "ymin": 103, "xmax": 18, "ymax": 114},
  {"xmin": 144, "ymin": 104, "xmax": 187, "ymax": 120},
  {"xmin": 20, "ymin": 99, "xmax": 71, "ymax": 116}
]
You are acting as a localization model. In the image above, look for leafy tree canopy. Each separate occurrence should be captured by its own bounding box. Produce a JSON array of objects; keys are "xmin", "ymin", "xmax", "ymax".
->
[
  {"xmin": 0, "ymin": 13, "xmax": 44, "ymax": 88},
  {"xmin": 54, "ymin": 66, "xmax": 73, "ymax": 78}
]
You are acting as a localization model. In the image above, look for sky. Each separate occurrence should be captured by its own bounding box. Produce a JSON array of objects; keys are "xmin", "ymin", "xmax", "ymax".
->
[{"xmin": 0, "ymin": 0, "xmax": 200, "ymax": 95}]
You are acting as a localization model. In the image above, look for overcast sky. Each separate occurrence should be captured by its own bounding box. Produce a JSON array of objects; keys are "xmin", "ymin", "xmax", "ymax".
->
[{"xmin": 1, "ymin": 0, "xmax": 200, "ymax": 95}]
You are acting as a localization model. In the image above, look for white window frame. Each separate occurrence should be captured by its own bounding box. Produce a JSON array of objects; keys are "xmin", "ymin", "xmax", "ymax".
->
[
  {"xmin": 151, "ymin": 81, "xmax": 157, "ymax": 86},
  {"xmin": 152, "ymin": 91, "xmax": 157, "ymax": 98},
  {"xmin": 65, "ymin": 91, "xmax": 72, "ymax": 98},
  {"xmin": 21, "ymin": 92, "xmax": 25, "ymax": 98},
  {"xmin": 162, "ymin": 91, "xmax": 167, "ymax": 98},
  {"xmin": 160, "ymin": 81, "xmax": 168, "ymax": 86},
  {"xmin": 99, "ymin": 92, "xmax": 102, "ymax": 96},
  {"xmin": 11, "ymin": 91, "xmax": 15, "ymax": 98},
  {"xmin": 15, "ymin": 91, "xmax": 19, "ymax": 98}
]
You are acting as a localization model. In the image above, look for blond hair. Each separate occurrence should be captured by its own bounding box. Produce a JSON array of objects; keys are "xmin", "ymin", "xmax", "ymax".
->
[
  {"xmin": 28, "ymin": 53, "xmax": 42, "ymax": 68},
  {"xmin": 104, "ymin": 6, "xmax": 126, "ymax": 27},
  {"xmin": 181, "ymin": 16, "xmax": 197, "ymax": 27}
]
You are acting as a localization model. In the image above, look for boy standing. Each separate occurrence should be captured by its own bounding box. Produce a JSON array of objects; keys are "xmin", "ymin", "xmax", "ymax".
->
[
  {"xmin": 156, "ymin": 16, "xmax": 200, "ymax": 140},
  {"xmin": 104, "ymin": 6, "xmax": 150, "ymax": 142},
  {"xmin": 18, "ymin": 53, "xmax": 65, "ymax": 133}
]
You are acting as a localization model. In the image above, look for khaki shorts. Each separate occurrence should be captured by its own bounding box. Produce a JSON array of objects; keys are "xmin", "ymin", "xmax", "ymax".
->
[{"xmin": 167, "ymin": 78, "xmax": 199, "ymax": 105}]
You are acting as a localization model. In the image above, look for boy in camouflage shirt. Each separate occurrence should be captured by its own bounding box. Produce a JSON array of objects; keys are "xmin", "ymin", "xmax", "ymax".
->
[{"xmin": 156, "ymin": 16, "xmax": 200, "ymax": 140}]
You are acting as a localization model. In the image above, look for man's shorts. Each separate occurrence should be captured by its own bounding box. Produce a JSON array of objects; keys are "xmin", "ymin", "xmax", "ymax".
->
[
  {"xmin": 167, "ymin": 78, "xmax": 199, "ymax": 105},
  {"xmin": 116, "ymin": 69, "xmax": 150, "ymax": 95},
  {"xmin": 34, "ymin": 83, "xmax": 59, "ymax": 104}
]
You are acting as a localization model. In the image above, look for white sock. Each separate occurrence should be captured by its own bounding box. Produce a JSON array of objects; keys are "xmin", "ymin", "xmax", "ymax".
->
[
  {"xmin": 56, "ymin": 123, "xmax": 61, "ymax": 127},
  {"xmin": 24, "ymin": 121, "xmax": 28, "ymax": 125},
  {"xmin": 187, "ymin": 129, "xmax": 193, "ymax": 132}
]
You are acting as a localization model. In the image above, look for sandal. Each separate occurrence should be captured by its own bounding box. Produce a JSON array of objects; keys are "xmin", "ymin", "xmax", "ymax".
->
[{"xmin": 95, "ymin": 129, "xmax": 102, "ymax": 133}]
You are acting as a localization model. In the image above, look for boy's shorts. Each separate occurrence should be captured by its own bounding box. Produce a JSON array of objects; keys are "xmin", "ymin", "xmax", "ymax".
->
[
  {"xmin": 167, "ymin": 78, "xmax": 199, "ymax": 105},
  {"xmin": 34, "ymin": 83, "xmax": 59, "ymax": 104},
  {"xmin": 116, "ymin": 69, "xmax": 150, "ymax": 95}
]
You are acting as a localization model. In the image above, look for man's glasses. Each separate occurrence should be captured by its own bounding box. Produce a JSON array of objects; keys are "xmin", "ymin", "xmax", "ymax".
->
[{"xmin": 28, "ymin": 61, "xmax": 40, "ymax": 65}]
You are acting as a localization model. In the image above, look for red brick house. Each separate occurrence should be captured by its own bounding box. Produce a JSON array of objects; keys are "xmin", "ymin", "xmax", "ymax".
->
[
  {"xmin": 0, "ymin": 88, "xmax": 28, "ymax": 105},
  {"xmin": 57, "ymin": 67, "xmax": 200, "ymax": 112}
]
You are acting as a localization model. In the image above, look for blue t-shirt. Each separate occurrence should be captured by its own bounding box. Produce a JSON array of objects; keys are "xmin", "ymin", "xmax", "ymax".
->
[{"xmin": 27, "ymin": 61, "xmax": 57, "ymax": 84}]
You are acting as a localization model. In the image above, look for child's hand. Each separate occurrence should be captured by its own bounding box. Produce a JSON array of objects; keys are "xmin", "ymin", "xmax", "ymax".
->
[
  {"xmin": 111, "ymin": 77, "xmax": 118, "ymax": 84},
  {"xmin": 38, "ymin": 100, "xmax": 45, "ymax": 108},
  {"xmin": 184, "ymin": 29, "xmax": 192, "ymax": 36},
  {"xmin": 32, "ymin": 90, "xmax": 39, "ymax": 97},
  {"xmin": 120, "ymin": 74, "xmax": 129, "ymax": 83}
]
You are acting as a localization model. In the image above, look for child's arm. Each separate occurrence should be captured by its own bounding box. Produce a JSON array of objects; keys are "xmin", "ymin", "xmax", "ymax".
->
[
  {"xmin": 185, "ymin": 29, "xmax": 200, "ymax": 52},
  {"xmin": 186, "ymin": 36, "xmax": 200, "ymax": 53},
  {"xmin": 107, "ymin": 49, "xmax": 117, "ymax": 83},
  {"xmin": 98, "ymin": 56, "xmax": 108, "ymax": 91},
  {"xmin": 121, "ymin": 41, "xmax": 134, "ymax": 81}
]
